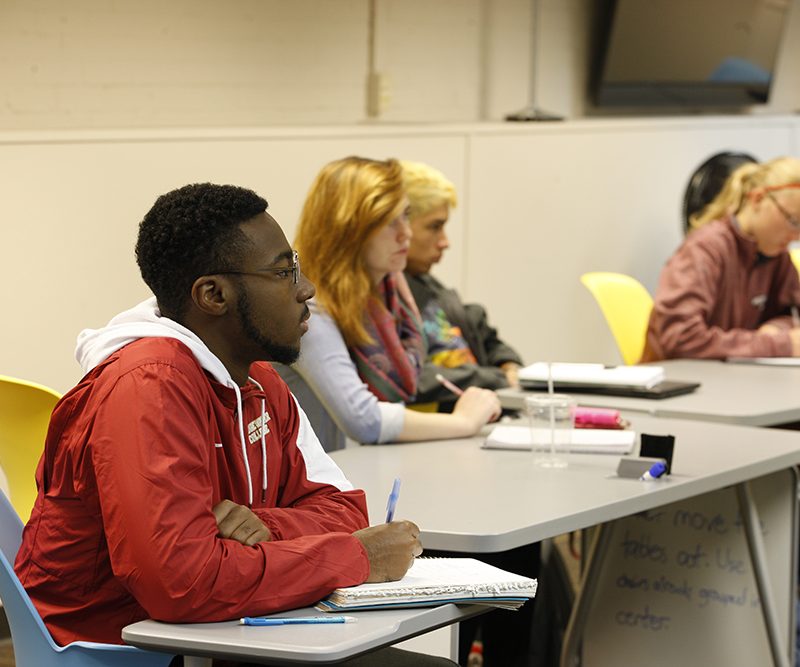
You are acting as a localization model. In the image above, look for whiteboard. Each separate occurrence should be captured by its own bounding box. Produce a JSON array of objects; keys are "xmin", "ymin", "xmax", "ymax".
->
[{"xmin": 583, "ymin": 469, "xmax": 797, "ymax": 666}]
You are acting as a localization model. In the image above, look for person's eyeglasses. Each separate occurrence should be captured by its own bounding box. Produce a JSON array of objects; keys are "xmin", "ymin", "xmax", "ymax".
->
[
  {"xmin": 765, "ymin": 191, "xmax": 800, "ymax": 231},
  {"xmin": 214, "ymin": 250, "xmax": 300, "ymax": 285}
]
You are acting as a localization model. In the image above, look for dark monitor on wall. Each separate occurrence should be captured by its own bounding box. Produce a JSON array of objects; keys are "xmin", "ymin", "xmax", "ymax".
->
[{"xmin": 593, "ymin": 0, "xmax": 790, "ymax": 108}]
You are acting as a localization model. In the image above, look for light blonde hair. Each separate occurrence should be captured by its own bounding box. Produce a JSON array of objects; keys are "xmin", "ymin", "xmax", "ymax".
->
[
  {"xmin": 295, "ymin": 156, "xmax": 406, "ymax": 347},
  {"xmin": 400, "ymin": 160, "xmax": 458, "ymax": 220},
  {"xmin": 691, "ymin": 156, "xmax": 800, "ymax": 229}
]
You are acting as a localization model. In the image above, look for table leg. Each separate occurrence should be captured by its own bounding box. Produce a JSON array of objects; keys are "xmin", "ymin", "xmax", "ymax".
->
[
  {"xmin": 735, "ymin": 481, "xmax": 791, "ymax": 667},
  {"xmin": 559, "ymin": 521, "xmax": 613, "ymax": 667}
]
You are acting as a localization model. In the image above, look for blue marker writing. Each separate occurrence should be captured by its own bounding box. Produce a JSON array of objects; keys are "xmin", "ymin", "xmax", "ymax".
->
[
  {"xmin": 385, "ymin": 477, "xmax": 401, "ymax": 523},
  {"xmin": 240, "ymin": 616, "xmax": 356, "ymax": 626},
  {"xmin": 640, "ymin": 461, "xmax": 667, "ymax": 481}
]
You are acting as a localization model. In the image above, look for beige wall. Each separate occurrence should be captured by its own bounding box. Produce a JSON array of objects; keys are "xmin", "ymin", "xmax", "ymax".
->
[
  {"xmin": 1, "ymin": 1, "xmax": 799, "ymax": 392},
  {"xmin": 1, "ymin": 0, "xmax": 797, "ymax": 129},
  {"xmin": 2, "ymin": 116, "xmax": 798, "ymax": 393}
]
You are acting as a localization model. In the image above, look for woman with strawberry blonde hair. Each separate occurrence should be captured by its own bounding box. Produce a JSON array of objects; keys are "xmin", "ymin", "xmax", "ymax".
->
[{"xmin": 275, "ymin": 156, "xmax": 500, "ymax": 451}]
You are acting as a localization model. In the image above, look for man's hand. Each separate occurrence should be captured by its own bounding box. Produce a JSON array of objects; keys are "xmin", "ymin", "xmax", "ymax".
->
[
  {"xmin": 500, "ymin": 361, "xmax": 521, "ymax": 389},
  {"xmin": 213, "ymin": 499, "xmax": 272, "ymax": 546},
  {"xmin": 353, "ymin": 520, "xmax": 423, "ymax": 583}
]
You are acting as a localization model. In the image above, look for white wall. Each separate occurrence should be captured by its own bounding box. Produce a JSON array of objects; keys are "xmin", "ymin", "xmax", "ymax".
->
[{"xmin": 465, "ymin": 117, "xmax": 800, "ymax": 365}]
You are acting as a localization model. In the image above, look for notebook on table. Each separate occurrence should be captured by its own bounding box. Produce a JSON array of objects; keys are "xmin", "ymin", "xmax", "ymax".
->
[
  {"xmin": 483, "ymin": 424, "xmax": 636, "ymax": 454},
  {"xmin": 316, "ymin": 558, "xmax": 537, "ymax": 612},
  {"xmin": 518, "ymin": 362, "xmax": 700, "ymax": 399}
]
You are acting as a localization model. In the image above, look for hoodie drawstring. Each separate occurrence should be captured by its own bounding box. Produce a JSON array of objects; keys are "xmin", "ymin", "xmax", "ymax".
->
[
  {"xmin": 247, "ymin": 377, "xmax": 269, "ymax": 505},
  {"xmin": 228, "ymin": 382, "xmax": 254, "ymax": 507}
]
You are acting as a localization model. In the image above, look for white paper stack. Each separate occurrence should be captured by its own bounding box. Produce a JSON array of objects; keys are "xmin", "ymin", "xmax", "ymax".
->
[
  {"xmin": 484, "ymin": 424, "xmax": 636, "ymax": 455},
  {"xmin": 519, "ymin": 362, "xmax": 665, "ymax": 389}
]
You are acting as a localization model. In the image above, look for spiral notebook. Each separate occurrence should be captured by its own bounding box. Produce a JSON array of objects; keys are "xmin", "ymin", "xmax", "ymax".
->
[{"xmin": 316, "ymin": 558, "xmax": 538, "ymax": 612}]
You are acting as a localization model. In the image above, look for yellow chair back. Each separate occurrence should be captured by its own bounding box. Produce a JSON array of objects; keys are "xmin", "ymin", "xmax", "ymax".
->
[
  {"xmin": 0, "ymin": 375, "xmax": 61, "ymax": 520},
  {"xmin": 790, "ymin": 247, "xmax": 800, "ymax": 275},
  {"xmin": 580, "ymin": 272, "xmax": 654, "ymax": 366}
]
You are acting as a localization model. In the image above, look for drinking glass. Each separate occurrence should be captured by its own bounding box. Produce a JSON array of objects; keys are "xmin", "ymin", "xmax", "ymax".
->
[{"xmin": 524, "ymin": 394, "xmax": 576, "ymax": 468}]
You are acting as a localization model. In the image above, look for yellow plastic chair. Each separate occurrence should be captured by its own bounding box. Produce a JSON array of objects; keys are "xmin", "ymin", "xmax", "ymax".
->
[
  {"xmin": 790, "ymin": 248, "xmax": 800, "ymax": 275},
  {"xmin": 0, "ymin": 375, "xmax": 61, "ymax": 521},
  {"xmin": 580, "ymin": 272, "xmax": 654, "ymax": 366}
]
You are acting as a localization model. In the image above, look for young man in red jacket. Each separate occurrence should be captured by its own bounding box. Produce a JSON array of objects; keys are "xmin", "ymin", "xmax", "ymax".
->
[{"xmin": 15, "ymin": 183, "xmax": 450, "ymax": 666}]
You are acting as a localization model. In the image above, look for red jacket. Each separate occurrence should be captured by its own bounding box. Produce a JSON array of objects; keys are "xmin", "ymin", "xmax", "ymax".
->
[
  {"xmin": 15, "ymin": 337, "xmax": 370, "ymax": 645},
  {"xmin": 643, "ymin": 217, "xmax": 800, "ymax": 361}
]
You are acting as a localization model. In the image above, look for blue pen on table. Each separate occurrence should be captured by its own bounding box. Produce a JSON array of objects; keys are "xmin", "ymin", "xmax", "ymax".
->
[
  {"xmin": 640, "ymin": 461, "xmax": 667, "ymax": 481},
  {"xmin": 385, "ymin": 477, "xmax": 401, "ymax": 523},
  {"xmin": 240, "ymin": 616, "xmax": 356, "ymax": 626}
]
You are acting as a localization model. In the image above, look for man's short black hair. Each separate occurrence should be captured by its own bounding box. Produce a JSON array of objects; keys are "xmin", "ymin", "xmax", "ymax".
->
[{"xmin": 136, "ymin": 183, "xmax": 268, "ymax": 319}]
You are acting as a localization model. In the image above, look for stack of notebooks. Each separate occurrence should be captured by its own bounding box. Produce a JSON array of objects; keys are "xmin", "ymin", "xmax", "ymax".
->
[{"xmin": 317, "ymin": 558, "xmax": 537, "ymax": 612}]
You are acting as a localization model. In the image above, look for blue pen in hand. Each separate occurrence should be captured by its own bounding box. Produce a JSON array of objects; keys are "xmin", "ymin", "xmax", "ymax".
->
[
  {"xmin": 640, "ymin": 461, "xmax": 667, "ymax": 481},
  {"xmin": 240, "ymin": 616, "xmax": 356, "ymax": 626},
  {"xmin": 385, "ymin": 478, "xmax": 401, "ymax": 523}
]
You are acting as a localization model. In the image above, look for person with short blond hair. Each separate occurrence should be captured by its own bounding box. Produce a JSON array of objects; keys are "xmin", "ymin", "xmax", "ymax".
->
[{"xmin": 400, "ymin": 160, "xmax": 523, "ymax": 410}]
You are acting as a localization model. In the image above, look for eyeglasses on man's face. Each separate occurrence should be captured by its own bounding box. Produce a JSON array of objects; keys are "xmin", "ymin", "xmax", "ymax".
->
[
  {"xmin": 214, "ymin": 250, "xmax": 300, "ymax": 285},
  {"xmin": 765, "ymin": 191, "xmax": 800, "ymax": 231}
]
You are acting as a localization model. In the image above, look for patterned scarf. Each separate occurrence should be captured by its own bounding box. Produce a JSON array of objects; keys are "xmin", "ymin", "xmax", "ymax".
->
[{"xmin": 350, "ymin": 273, "xmax": 425, "ymax": 403}]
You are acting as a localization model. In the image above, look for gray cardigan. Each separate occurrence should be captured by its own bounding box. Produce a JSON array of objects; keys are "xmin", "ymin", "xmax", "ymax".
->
[{"xmin": 274, "ymin": 300, "xmax": 405, "ymax": 452}]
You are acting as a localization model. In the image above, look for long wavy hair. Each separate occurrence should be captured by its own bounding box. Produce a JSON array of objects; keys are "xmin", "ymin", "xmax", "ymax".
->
[
  {"xmin": 691, "ymin": 156, "xmax": 800, "ymax": 230},
  {"xmin": 295, "ymin": 156, "xmax": 406, "ymax": 347}
]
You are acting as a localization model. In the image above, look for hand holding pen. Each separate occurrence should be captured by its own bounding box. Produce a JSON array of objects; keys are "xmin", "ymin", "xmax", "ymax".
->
[
  {"xmin": 385, "ymin": 478, "xmax": 401, "ymax": 522},
  {"xmin": 352, "ymin": 479, "xmax": 422, "ymax": 582},
  {"xmin": 435, "ymin": 373, "xmax": 464, "ymax": 396},
  {"xmin": 435, "ymin": 373, "xmax": 502, "ymax": 426}
]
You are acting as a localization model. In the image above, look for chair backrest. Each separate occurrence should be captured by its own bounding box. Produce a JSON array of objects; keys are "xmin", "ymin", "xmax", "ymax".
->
[
  {"xmin": 790, "ymin": 248, "xmax": 800, "ymax": 275},
  {"xmin": 0, "ymin": 375, "xmax": 61, "ymax": 521},
  {"xmin": 0, "ymin": 490, "xmax": 173, "ymax": 667},
  {"xmin": 580, "ymin": 272, "xmax": 654, "ymax": 366}
]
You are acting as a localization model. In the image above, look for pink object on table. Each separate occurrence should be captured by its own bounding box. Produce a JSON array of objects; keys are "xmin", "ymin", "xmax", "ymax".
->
[{"xmin": 574, "ymin": 406, "xmax": 626, "ymax": 429}]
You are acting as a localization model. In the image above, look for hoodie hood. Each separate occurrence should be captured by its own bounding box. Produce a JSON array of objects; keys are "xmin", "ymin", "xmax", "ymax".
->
[
  {"xmin": 76, "ymin": 296, "xmax": 232, "ymax": 384},
  {"xmin": 75, "ymin": 296, "xmax": 266, "ymax": 507}
]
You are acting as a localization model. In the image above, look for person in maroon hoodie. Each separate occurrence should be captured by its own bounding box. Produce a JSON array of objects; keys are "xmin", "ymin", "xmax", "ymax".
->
[
  {"xmin": 15, "ymin": 183, "xmax": 454, "ymax": 667},
  {"xmin": 643, "ymin": 157, "xmax": 800, "ymax": 361}
]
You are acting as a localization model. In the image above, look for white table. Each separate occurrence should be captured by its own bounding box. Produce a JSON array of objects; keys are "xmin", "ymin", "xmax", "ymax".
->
[
  {"xmin": 123, "ymin": 603, "xmax": 487, "ymax": 666},
  {"xmin": 331, "ymin": 414, "xmax": 800, "ymax": 667},
  {"xmin": 498, "ymin": 359, "xmax": 800, "ymax": 426},
  {"xmin": 332, "ymin": 414, "xmax": 800, "ymax": 551}
]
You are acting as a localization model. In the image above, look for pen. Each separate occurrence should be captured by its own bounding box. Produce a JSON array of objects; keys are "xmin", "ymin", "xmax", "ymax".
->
[
  {"xmin": 435, "ymin": 373, "xmax": 464, "ymax": 397},
  {"xmin": 640, "ymin": 461, "xmax": 667, "ymax": 481},
  {"xmin": 240, "ymin": 616, "xmax": 356, "ymax": 626},
  {"xmin": 385, "ymin": 477, "xmax": 401, "ymax": 523},
  {"xmin": 792, "ymin": 306, "xmax": 800, "ymax": 329}
]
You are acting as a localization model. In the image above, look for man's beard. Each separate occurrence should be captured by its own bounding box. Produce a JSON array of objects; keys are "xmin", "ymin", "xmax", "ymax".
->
[{"xmin": 237, "ymin": 289, "xmax": 300, "ymax": 365}]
